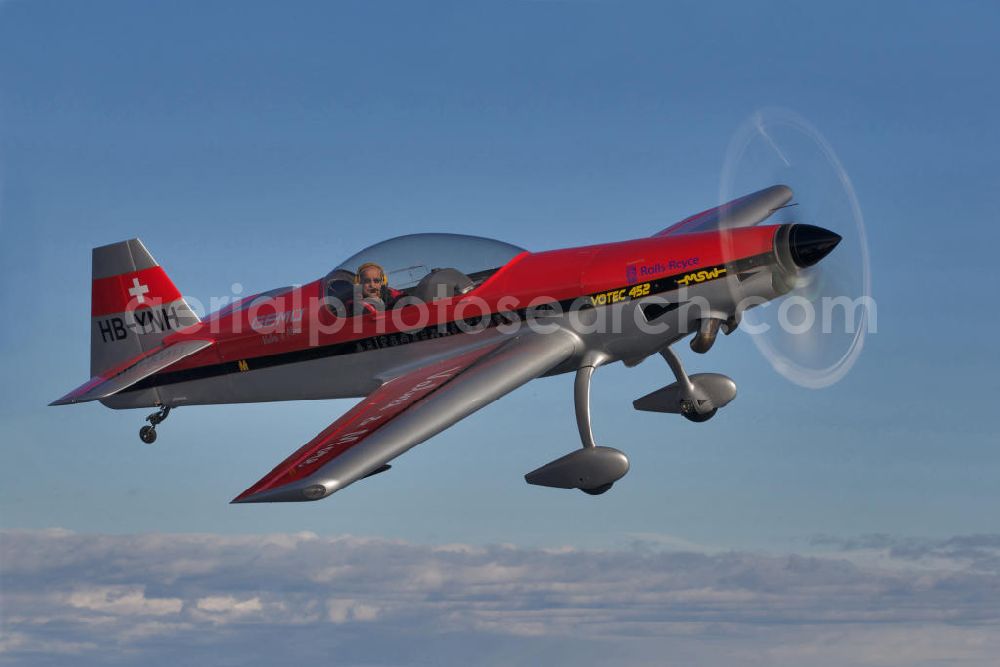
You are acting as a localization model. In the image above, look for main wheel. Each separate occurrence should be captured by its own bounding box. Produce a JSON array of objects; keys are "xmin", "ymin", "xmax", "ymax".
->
[
  {"xmin": 139, "ymin": 425, "xmax": 157, "ymax": 444},
  {"xmin": 580, "ymin": 483, "xmax": 613, "ymax": 496},
  {"xmin": 683, "ymin": 408, "xmax": 717, "ymax": 423}
]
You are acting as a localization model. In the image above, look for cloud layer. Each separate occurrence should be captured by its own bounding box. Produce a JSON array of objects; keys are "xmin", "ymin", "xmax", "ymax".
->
[{"xmin": 3, "ymin": 530, "xmax": 1000, "ymax": 666}]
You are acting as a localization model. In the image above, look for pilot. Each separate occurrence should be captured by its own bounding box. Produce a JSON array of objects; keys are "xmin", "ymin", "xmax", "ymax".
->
[{"xmin": 356, "ymin": 262, "xmax": 402, "ymax": 312}]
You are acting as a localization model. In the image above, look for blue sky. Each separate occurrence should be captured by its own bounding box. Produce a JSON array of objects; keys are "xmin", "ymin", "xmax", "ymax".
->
[{"xmin": 1, "ymin": 1, "xmax": 999, "ymax": 663}]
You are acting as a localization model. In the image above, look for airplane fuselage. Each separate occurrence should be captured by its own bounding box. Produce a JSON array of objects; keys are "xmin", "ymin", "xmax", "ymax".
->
[{"xmin": 102, "ymin": 225, "xmax": 787, "ymax": 410}]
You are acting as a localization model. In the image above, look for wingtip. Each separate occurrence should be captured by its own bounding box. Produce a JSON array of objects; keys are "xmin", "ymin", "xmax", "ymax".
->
[
  {"xmin": 228, "ymin": 486, "xmax": 296, "ymax": 504},
  {"xmin": 229, "ymin": 482, "xmax": 332, "ymax": 504},
  {"xmin": 230, "ymin": 489, "xmax": 258, "ymax": 504}
]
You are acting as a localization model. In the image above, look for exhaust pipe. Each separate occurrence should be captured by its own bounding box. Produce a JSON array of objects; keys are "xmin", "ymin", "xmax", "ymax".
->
[{"xmin": 690, "ymin": 318, "xmax": 722, "ymax": 354}]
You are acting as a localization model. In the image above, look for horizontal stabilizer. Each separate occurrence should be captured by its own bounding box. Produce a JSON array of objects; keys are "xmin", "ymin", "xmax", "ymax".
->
[{"xmin": 50, "ymin": 339, "xmax": 213, "ymax": 405}]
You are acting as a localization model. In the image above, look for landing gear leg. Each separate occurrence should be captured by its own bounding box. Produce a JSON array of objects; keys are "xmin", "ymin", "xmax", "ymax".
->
[
  {"xmin": 659, "ymin": 347, "xmax": 717, "ymax": 422},
  {"xmin": 139, "ymin": 406, "xmax": 171, "ymax": 444},
  {"xmin": 524, "ymin": 357, "xmax": 630, "ymax": 494},
  {"xmin": 574, "ymin": 363, "xmax": 599, "ymax": 450},
  {"xmin": 574, "ymin": 360, "xmax": 614, "ymax": 495}
]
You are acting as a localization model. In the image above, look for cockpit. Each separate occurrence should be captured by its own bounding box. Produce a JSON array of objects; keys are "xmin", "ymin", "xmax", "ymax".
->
[{"xmin": 323, "ymin": 233, "xmax": 526, "ymax": 314}]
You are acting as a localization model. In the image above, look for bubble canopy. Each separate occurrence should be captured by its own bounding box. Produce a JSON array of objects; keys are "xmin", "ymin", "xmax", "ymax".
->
[{"xmin": 333, "ymin": 233, "xmax": 527, "ymax": 290}]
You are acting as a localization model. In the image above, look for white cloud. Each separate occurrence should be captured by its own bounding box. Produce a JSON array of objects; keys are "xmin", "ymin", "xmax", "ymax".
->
[
  {"xmin": 2, "ymin": 529, "xmax": 1000, "ymax": 666},
  {"xmin": 66, "ymin": 586, "xmax": 183, "ymax": 617},
  {"xmin": 326, "ymin": 598, "xmax": 380, "ymax": 623},
  {"xmin": 194, "ymin": 595, "xmax": 263, "ymax": 617}
]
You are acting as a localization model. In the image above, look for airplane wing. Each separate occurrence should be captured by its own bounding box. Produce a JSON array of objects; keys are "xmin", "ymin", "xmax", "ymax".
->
[
  {"xmin": 50, "ymin": 339, "xmax": 214, "ymax": 405},
  {"xmin": 654, "ymin": 184, "xmax": 792, "ymax": 237},
  {"xmin": 232, "ymin": 329, "xmax": 579, "ymax": 503}
]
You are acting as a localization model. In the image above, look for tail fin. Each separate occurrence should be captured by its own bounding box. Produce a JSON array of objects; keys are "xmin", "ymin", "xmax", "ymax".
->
[{"xmin": 90, "ymin": 239, "xmax": 200, "ymax": 377}]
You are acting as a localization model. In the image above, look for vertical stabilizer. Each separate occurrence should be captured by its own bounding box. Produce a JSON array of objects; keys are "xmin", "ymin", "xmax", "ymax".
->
[{"xmin": 90, "ymin": 240, "xmax": 200, "ymax": 382}]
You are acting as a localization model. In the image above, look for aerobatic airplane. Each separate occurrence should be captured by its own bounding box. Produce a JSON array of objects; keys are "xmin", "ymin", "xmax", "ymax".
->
[{"xmin": 51, "ymin": 185, "xmax": 841, "ymax": 503}]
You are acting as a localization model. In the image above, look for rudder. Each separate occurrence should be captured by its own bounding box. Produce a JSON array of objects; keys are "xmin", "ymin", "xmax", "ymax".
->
[{"xmin": 90, "ymin": 239, "xmax": 200, "ymax": 378}]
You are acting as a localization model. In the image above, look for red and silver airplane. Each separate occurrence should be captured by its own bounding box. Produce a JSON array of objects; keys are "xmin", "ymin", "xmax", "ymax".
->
[{"xmin": 51, "ymin": 185, "xmax": 841, "ymax": 503}]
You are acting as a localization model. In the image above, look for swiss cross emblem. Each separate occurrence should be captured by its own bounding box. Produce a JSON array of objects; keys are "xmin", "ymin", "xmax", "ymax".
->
[{"xmin": 128, "ymin": 277, "xmax": 150, "ymax": 303}]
